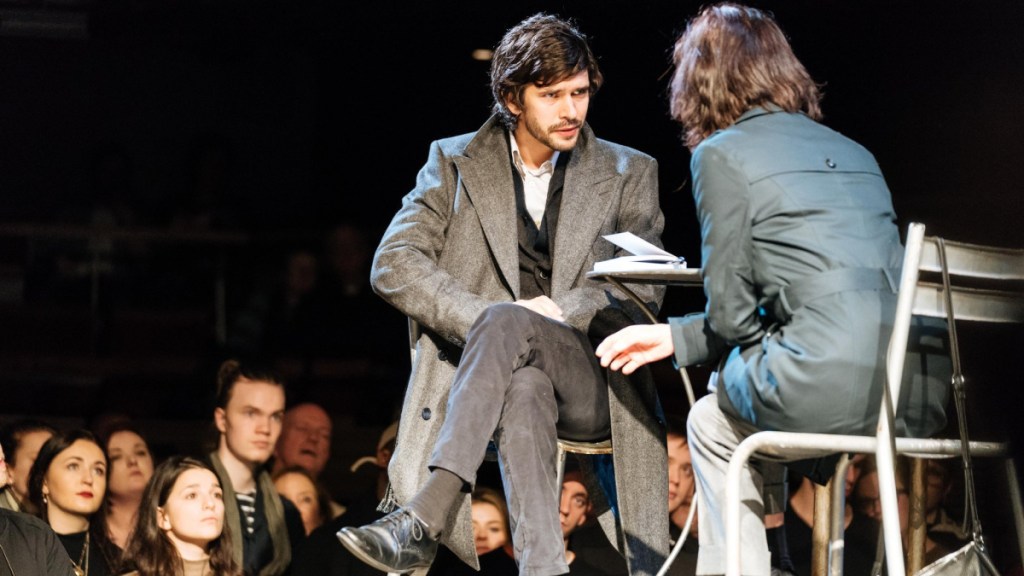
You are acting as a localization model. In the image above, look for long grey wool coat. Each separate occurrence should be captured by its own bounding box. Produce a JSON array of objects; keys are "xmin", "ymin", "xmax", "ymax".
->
[{"xmin": 370, "ymin": 115, "xmax": 670, "ymax": 575}]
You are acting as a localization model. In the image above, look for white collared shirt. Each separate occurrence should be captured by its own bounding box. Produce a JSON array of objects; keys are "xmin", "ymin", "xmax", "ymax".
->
[{"xmin": 510, "ymin": 133, "xmax": 559, "ymax": 229}]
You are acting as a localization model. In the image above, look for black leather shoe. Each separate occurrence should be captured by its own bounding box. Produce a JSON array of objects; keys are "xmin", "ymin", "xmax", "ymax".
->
[{"xmin": 336, "ymin": 508, "xmax": 438, "ymax": 573}]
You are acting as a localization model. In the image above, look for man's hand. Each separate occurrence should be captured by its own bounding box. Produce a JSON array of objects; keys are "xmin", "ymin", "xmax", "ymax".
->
[
  {"xmin": 595, "ymin": 324, "xmax": 674, "ymax": 375},
  {"xmin": 514, "ymin": 296, "xmax": 564, "ymax": 321}
]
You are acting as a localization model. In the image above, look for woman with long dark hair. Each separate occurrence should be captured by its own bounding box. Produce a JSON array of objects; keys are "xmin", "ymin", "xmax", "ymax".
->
[
  {"xmin": 28, "ymin": 429, "xmax": 119, "ymax": 576},
  {"xmin": 121, "ymin": 455, "xmax": 240, "ymax": 576}
]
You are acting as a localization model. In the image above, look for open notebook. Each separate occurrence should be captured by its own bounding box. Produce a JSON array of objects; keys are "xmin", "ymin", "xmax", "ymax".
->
[{"xmin": 593, "ymin": 232, "xmax": 687, "ymax": 273}]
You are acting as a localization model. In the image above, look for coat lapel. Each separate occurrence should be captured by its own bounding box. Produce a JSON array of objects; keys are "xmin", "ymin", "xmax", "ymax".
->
[
  {"xmin": 452, "ymin": 119, "xmax": 520, "ymax": 297},
  {"xmin": 552, "ymin": 125, "xmax": 616, "ymax": 295}
]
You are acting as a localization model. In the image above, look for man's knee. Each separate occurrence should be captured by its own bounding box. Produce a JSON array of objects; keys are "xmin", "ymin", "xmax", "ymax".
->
[
  {"xmin": 503, "ymin": 367, "xmax": 557, "ymax": 425},
  {"xmin": 471, "ymin": 302, "xmax": 532, "ymax": 333}
]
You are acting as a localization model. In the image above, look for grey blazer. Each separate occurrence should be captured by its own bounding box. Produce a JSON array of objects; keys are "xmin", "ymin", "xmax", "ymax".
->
[
  {"xmin": 370, "ymin": 116, "xmax": 670, "ymax": 574},
  {"xmin": 670, "ymin": 108, "xmax": 949, "ymax": 438}
]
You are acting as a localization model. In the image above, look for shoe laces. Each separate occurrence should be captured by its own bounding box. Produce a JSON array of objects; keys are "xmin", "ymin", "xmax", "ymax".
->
[{"xmin": 383, "ymin": 510, "xmax": 425, "ymax": 541}]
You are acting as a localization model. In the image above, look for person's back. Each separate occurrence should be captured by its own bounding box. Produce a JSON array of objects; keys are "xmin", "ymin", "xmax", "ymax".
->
[{"xmin": 691, "ymin": 108, "xmax": 941, "ymax": 436}]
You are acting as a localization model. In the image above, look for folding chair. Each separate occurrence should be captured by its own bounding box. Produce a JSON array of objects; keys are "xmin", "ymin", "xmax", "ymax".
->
[{"xmin": 723, "ymin": 222, "xmax": 1024, "ymax": 576}]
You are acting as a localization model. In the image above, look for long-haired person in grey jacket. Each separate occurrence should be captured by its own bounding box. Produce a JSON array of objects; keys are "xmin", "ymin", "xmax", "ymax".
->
[{"xmin": 596, "ymin": 4, "xmax": 950, "ymax": 575}]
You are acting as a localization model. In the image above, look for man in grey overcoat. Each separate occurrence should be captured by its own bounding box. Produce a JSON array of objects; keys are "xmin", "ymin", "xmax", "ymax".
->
[{"xmin": 337, "ymin": 13, "xmax": 670, "ymax": 576}]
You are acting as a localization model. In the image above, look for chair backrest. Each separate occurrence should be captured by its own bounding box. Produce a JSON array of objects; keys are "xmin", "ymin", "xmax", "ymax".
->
[
  {"xmin": 912, "ymin": 233, "xmax": 1024, "ymax": 323},
  {"xmin": 886, "ymin": 224, "xmax": 1024, "ymax": 405},
  {"xmin": 875, "ymin": 223, "xmax": 1024, "ymax": 576}
]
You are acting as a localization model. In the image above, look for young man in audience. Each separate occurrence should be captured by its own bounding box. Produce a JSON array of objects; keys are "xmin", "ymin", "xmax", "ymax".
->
[
  {"xmin": 559, "ymin": 465, "xmax": 628, "ymax": 575},
  {"xmin": 664, "ymin": 415, "xmax": 699, "ymax": 576},
  {"xmin": 208, "ymin": 359, "xmax": 304, "ymax": 576}
]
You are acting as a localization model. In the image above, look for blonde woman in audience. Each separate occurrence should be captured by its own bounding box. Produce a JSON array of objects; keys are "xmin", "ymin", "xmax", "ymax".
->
[
  {"xmin": 28, "ymin": 429, "xmax": 120, "ymax": 576},
  {"xmin": 122, "ymin": 455, "xmax": 241, "ymax": 576},
  {"xmin": 272, "ymin": 465, "xmax": 329, "ymax": 536},
  {"xmin": 97, "ymin": 421, "xmax": 155, "ymax": 549},
  {"xmin": 428, "ymin": 485, "xmax": 517, "ymax": 575},
  {"xmin": 471, "ymin": 486, "xmax": 510, "ymax": 558}
]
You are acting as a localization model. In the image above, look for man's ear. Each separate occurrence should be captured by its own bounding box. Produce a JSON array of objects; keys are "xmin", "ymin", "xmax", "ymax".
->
[
  {"xmin": 505, "ymin": 95, "xmax": 522, "ymax": 117},
  {"xmin": 214, "ymin": 407, "xmax": 227, "ymax": 434},
  {"xmin": 576, "ymin": 510, "xmax": 588, "ymax": 528}
]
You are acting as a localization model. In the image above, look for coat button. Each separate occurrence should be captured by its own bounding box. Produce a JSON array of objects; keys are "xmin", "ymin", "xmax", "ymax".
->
[
  {"xmin": 437, "ymin": 350, "xmax": 448, "ymax": 361},
  {"xmin": 825, "ymin": 158, "xmax": 837, "ymax": 169},
  {"xmin": 421, "ymin": 408, "xmax": 432, "ymax": 420}
]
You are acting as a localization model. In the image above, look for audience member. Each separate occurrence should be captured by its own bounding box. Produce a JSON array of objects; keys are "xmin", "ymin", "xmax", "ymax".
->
[
  {"xmin": 0, "ymin": 507, "xmax": 76, "ymax": 576},
  {"xmin": 427, "ymin": 484, "xmax": 518, "ymax": 576},
  {"xmin": 272, "ymin": 401, "xmax": 343, "ymax": 519},
  {"xmin": 121, "ymin": 455, "xmax": 241, "ymax": 576},
  {"xmin": 559, "ymin": 466, "xmax": 627, "ymax": 576},
  {"xmin": 664, "ymin": 415, "xmax": 699, "ymax": 576},
  {"xmin": 93, "ymin": 420, "xmax": 155, "ymax": 550},
  {"xmin": 28, "ymin": 429, "xmax": 120, "ymax": 576},
  {"xmin": 272, "ymin": 466, "xmax": 329, "ymax": 536},
  {"xmin": 923, "ymin": 459, "xmax": 969, "ymax": 551},
  {"xmin": 289, "ymin": 422, "xmax": 398, "ymax": 576},
  {"xmin": 855, "ymin": 455, "xmax": 952, "ymax": 566},
  {"xmin": 271, "ymin": 403, "xmax": 331, "ymax": 481},
  {"xmin": 472, "ymin": 486, "xmax": 511, "ymax": 558},
  {"xmin": 784, "ymin": 455, "xmax": 876, "ymax": 576},
  {"xmin": 347, "ymin": 421, "xmax": 398, "ymax": 513},
  {"xmin": 207, "ymin": 359, "xmax": 304, "ymax": 576},
  {"xmin": 0, "ymin": 443, "xmax": 12, "ymax": 509},
  {"xmin": 0, "ymin": 419, "xmax": 58, "ymax": 513}
]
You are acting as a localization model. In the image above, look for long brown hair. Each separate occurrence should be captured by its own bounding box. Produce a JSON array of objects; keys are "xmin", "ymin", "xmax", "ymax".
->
[
  {"xmin": 669, "ymin": 3, "xmax": 822, "ymax": 149},
  {"xmin": 122, "ymin": 456, "xmax": 241, "ymax": 576}
]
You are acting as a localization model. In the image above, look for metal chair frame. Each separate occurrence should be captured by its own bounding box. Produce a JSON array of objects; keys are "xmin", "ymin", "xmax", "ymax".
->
[{"xmin": 724, "ymin": 223, "xmax": 1024, "ymax": 576}]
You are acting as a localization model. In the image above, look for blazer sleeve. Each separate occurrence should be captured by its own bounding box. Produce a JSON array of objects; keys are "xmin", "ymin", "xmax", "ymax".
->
[
  {"xmin": 370, "ymin": 140, "xmax": 494, "ymax": 345},
  {"xmin": 671, "ymin": 142, "xmax": 762, "ymax": 366}
]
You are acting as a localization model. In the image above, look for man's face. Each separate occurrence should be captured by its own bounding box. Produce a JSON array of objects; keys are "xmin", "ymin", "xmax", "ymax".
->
[
  {"xmin": 845, "ymin": 454, "xmax": 866, "ymax": 498},
  {"xmin": 274, "ymin": 404, "xmax": 332, "ymax": 477},
  {"xmin": 855, "ymin": 470, "xmax": 910, "ymax": 533},
  {"xmin": 667, "ymin": 434, "xmax": 695, "ymax": 513},
  {"xmin": 559, "ymin": 470, "xmax": 590, "ymax": 538},
  {"xmin": 925, "ymin": 461, "xmax": 950, "ymax": 513},
  {"xmin": 215, "ymin": 379, "xmax": 285, "ymax": 468},
  {"xmin": 10, "ymin": 429, "xmax": 53, "ymax": 501},
  {"xmin": 507, "ymin": 69, "xmax": 591, "ymax": 156}
]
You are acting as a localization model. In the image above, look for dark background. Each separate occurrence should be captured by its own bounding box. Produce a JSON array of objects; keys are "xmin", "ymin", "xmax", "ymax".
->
[{"xmin": 1, "ymin": 0, "xmax": 1022, "ymax": 562}]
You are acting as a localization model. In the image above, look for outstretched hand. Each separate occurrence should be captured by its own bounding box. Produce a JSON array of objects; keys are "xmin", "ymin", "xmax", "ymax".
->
[{"xmin": 595, "ymin": 324, "xmax": 674, "ymax": 375}]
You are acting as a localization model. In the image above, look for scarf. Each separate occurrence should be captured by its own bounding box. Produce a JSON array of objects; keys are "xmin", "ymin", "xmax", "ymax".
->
[{"xmin": 208, "ymin": 452, "xmax": 291, "ymax": 576}]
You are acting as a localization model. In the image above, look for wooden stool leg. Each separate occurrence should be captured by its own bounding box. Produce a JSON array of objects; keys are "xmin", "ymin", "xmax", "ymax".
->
[
  {"xmin": 907, "ymin": 458, "xmax": 927, "ymax": 575},
  {"xmin": 812, "ymin": 480, "xmax": 832, "ymax": 576}
]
